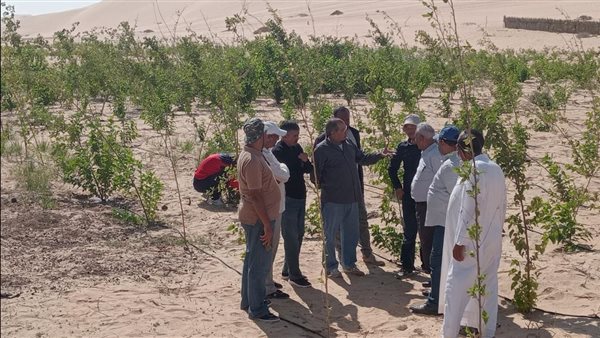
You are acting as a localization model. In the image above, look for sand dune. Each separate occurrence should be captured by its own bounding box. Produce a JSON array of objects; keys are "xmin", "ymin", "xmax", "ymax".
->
[{"xmin": 14, "ymin": 0, "xmax": 600, "ymax": 50}]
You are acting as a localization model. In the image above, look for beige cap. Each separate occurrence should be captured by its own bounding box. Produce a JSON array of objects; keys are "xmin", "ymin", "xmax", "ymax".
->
[{"xmin": 264, "ymin": 121, "xmax": 287, "ymax": 136}]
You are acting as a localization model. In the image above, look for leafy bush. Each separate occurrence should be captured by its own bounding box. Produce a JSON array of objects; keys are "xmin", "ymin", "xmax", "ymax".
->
[
  {"xmin": 305, "ymin": 199, "xmax": 323, "ymax": 237},
  {"xmin": 371, "ymin": 224, "xmax": 403, "ymax": 259},
  {"xmin": 112, "ymin": 207, "xmax": 143, "ymax": 226},
  {"xmin": 530, "ymin": 89, "xmax": 558, "ymax": 111},
  {"xmin": 137, "ymin": 171, "xmax": 164, "ymax": 222},
  {"xmin": 52, "ymin": 114, "xmax": 163, "ymax": 223},
  {"xmin": 53, "ymin": 116, "xmax": 136, "ymax": 201}
]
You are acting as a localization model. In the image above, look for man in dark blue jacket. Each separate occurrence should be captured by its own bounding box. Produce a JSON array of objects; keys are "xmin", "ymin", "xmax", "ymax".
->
[{"xmin": 388, "ymin": 114, "xmax": 422, "ymax": 278}]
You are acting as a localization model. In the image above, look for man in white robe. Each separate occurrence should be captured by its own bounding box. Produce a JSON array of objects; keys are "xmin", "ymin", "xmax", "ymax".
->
[
  {"xmin": 441, "ymin": 130, "xmax": 507, "ymax": 338},
  {"xmin": 439, "ymin": 181, "xmax": 479, "ymax": 328}
]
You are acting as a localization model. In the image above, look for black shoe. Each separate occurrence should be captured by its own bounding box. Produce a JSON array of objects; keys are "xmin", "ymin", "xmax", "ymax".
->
[
  {"xmin": 281, "ymin": 272, "xmax": 289, "ymax": 281},
  {"xmin": 410, "ymin": 302, "xmax": 439, "ymax": 315},
  {"xmin": 251, "ymin": 311, "xmax": 280, "ymax": 322},
  {"xmin": 266, "ymin": 290, "xmax": 290, "ymax": 299},
  {"xmin": 273, "ymin": 281, "xmax": 283, "ymax": 289},
  {"xmin": 422, "ymin": 290, "xmax": 430, "ymax": 297},
  {"xmin": 289, "ymin": 277, "xmax": 312, "ymax": 288},
  {"xmin": 422, "ymin": 280, "xmax": 431, "ymax": 288}
]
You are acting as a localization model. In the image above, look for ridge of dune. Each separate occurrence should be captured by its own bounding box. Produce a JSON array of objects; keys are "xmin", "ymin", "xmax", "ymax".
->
[{"xmin": 11, "ymin": 1, "xmax": 600, "ymax": 49}]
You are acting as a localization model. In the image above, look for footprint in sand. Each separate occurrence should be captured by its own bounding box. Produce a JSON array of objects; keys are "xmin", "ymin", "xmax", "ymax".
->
[
  {"xmin": 575, "ymin": 292, "xmax": 598, "ymax": 299},
  {"xmin": 540, "ymin": 287, "xmax": 565, "ymax": 301},
  {"xmin": 163, "ymin": 307, "xmax": 196, "ymax": 315}
]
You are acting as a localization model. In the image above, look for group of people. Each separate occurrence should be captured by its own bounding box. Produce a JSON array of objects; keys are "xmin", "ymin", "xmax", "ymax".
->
[
  {"xmin": 388, "ymin": 114, "xmax": 507, "ymax": 337},
  {"xmin": 196, "ymin": 106, "xmax": 507, "ymax": 337}
]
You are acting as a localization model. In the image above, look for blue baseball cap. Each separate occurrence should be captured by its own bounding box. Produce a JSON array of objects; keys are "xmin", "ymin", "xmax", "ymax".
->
[{"xmin": 434, "ymin": 125, "xmax": 460, "ymax": 143}]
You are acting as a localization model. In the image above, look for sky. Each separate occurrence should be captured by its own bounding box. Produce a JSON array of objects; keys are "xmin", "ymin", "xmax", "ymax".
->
[{"xmin": 4, "ymin": 0, "xmax": 101, "ymax": 16}]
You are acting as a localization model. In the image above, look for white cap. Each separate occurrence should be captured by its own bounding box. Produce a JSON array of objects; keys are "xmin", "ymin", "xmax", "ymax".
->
[
  {"xmin": 403, "ymin": 114, "xmax": 421, "ymax": 126},
  {"xmin": 264, "ymin": 121, "xmax": 287, "ymax": 136}
]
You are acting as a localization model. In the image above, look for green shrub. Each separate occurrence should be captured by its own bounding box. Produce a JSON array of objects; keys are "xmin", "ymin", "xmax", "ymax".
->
[
  {"xmin": 305, "ymin": 199, "xmax": 323, "ymax": 237},
  {"xmin": 371, "ymin": 224, "xmax": 403, "ymax": 259},
  {"xmin": 112, "ymin": 207, "xmax": 143, "ymax": 226}
]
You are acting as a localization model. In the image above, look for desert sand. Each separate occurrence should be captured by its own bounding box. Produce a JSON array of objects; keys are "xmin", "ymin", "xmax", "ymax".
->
[
  {"xmin": 2, "ymin": 1, "xmax": 600, "ymax": 338},
  {"xmin": 13, "ymin": 0, "xmax": 600, "ymax": 50}
]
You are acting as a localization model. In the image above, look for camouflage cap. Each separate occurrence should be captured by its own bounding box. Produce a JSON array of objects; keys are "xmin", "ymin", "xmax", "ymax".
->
[{"xmin": 243, "ymin": 117, "xmax": 265, "ymax": 145}]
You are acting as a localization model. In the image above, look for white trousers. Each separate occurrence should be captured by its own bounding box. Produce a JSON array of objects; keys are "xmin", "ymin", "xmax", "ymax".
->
[{"xmin": 441, "ymin": 254, "xmax": 500, "ymax": 338}]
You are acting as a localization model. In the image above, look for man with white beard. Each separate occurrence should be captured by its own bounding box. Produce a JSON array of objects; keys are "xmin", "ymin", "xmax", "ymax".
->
[
  {"xmin": 410, "ymin": 125, "xmax": 460, "ymax": 315},
  {"xmin": 441, "ymin": 129, "xmax": 507, "ymax": 338}
]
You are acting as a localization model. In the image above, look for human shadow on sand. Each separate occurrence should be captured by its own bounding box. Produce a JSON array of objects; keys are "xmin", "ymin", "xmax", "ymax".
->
[
  {"xmin": 253, "ymin": 269, "xmax": 599, "ymax": 337},
  {"xmin": 196, "ymin": 201, "xmax": 238, "ymax": 212},
  {"xmin": 255, "ymin": 286, "xmax": 359, "ymax": 337},
  {"xmin": 275, "ymin": 266, "xmax": 420, "ymax": 336},
  {"xmin": 331, "ymin": 264, "xmax": 423, "ymax": 318},
  {"xmin": 495, "ymin": 300, "xmax": 600, "ymax": 337}
]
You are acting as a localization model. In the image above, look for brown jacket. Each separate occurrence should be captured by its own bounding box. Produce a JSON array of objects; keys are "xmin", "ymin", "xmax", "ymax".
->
[{"xmin": 237, "ymin": 146, "xmax": 281, "ymax": 224}]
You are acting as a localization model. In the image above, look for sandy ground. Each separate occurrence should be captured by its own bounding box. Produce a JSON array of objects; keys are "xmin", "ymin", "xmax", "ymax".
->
[
  {"xmin": 3, "ymin": 2, "xmax": 600, "ymax": 337},
  {"xmin": 1, "ymin": 75, "xmax": 599, "ymax": 337},
  {"xmin": 13, "ymin": 1, "xmax": 600, "ymax": 50}
]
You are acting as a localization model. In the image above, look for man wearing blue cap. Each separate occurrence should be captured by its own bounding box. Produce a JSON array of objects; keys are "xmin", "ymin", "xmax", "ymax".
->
[{"xmin": 410, "ymin": 125, "xmax": 461, "ymax": 315}]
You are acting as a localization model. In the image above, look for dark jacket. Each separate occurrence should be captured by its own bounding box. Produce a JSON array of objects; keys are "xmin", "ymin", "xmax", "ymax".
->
[
  {"xmin": 314, "ymin": 138, "xmax": 383, "ymax": 204},
  {"xmin": 387, "ymin": 139, "xmax": 421, "ymax": 197},
  {"xmin": 272, "ymin": 141, "xmax": 313, "ymax": 199},
  {"xmin": 314, "ymin": 126, "xmax": 364, "ymax": 191}
]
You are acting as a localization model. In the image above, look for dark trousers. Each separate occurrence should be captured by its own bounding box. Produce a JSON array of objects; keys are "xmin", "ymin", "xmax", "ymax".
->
[
  {"xmin": 193, "ymin": 173, "xmax": 221, "ymax": 200},
  {"xmin": 416, "ymin": 202, "xmax": 434, "ymax": 273},
  {"xmin": 427, "ymin": 225, "xmax": 445, "ymax": 306},
  {"xmin": 281, "ymin": 197, "xmax": 306, "ymax": 281},
  {"xmin": 400, "ymin": 196, "xmax": 418, "ymax": 271}
]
